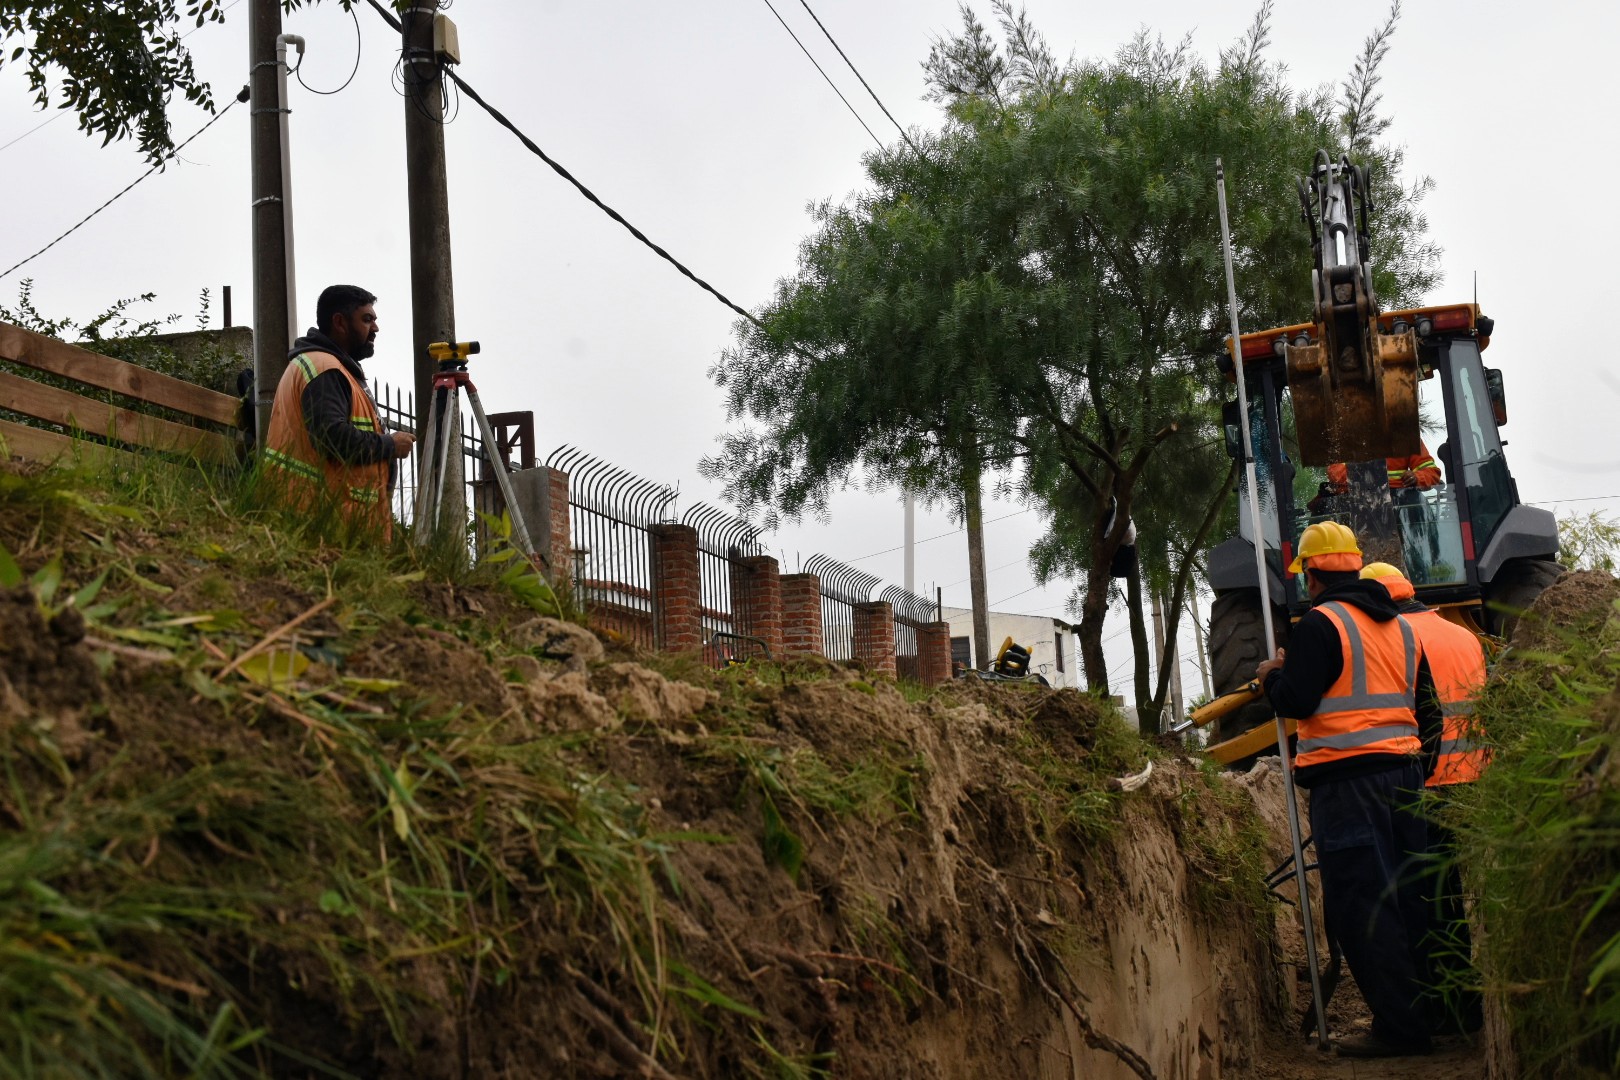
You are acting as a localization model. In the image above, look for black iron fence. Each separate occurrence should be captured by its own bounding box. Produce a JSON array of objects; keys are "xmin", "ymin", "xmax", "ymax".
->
[
  {"xmin": 805, "ymin": 553, "xmax": 880, "ymax": 662},
  {"xmin": 881, "ymin": 584, "xmax": 938, "ymax": 681},
  {"xmin": 546, "ymin": 445, "xmax": 675, "ymax": 649},
  {"xmin": 683, "ymin": 503, "xmax": 766, "ymax": 651}
]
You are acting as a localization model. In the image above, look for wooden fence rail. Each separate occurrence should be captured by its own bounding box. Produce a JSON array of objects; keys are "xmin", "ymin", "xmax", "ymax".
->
[{"xmin": 0, "ymin": 320, "xmax": 240, "ymax": 464}]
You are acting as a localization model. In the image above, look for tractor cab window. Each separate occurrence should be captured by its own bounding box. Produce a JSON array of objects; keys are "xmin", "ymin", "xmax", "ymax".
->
[
  {"xmin": 1445, "ymin": 339, "xmax": 1513, "ymax": 549},
  {"xmin": 1234, "ymin": 393, "xmax": 1284, "ymax": 555}
]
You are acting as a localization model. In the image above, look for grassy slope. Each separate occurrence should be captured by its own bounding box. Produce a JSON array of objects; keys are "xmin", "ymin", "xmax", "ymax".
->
[
  {"xmin": 1449, "ymin": 572, "xmax": 1620, "ymax": 1078},
  {"xmin": 0, "ymin": 453, "xmax": 1274, "ymax": 1079}
]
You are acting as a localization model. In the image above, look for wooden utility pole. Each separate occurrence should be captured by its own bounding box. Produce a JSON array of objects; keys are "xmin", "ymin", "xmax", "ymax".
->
[
  {"xmin": 248, "ymin": 0, "xmax": 290, "ymax": 444},
  {"xmin": 401, "ymin": 4, "xmax": 462, "ymax": 515}
]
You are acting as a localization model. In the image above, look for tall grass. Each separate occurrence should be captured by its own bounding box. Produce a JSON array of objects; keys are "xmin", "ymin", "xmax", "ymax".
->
[{"xmin": 1449, "ymin": 596, "xmax": 1620, "ymax": 1077}]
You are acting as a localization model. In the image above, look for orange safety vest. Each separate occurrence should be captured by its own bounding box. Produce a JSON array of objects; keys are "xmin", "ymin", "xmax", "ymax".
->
[
  {"xmin": 1327, "ymin": 448, "xmax": 1441, "ymax": 491},
  {"xmin": 1295, "ymin": 601, "xmax": 1423, "ymax": 770},
  {"xmin": 264, "ymin": 351, "xmax": 393, "ymax": 541},
  {"xmin": 1405, "ymin": 610, "xmax": 1488, "ymax": 787}
]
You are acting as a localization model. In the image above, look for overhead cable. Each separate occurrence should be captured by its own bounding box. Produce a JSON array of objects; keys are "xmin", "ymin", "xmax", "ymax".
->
[
  {"xmin": 362, "ymin": 0, "xmax": 766, "ymax": 332},
  {"xmin": 758, "ymin": 0, "xmax": 883, "ymax": 149},
  {"xmin": 0, "ymin": 87, "xmax": 249, "ymax": 282},
  {"xmin": 795, "ymin": 0, "xmax": 925, "ymax": 159}
]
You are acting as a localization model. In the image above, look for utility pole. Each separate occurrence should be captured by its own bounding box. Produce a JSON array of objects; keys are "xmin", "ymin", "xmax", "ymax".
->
[
  {"xmin": 903, "ymin": 492, "xmax": 915, "ymax": 595},
  {"xmin": 402, "ymin": 4, "xmax": 462, "ymax": 520},
  {"xmin": 248, "ymin": 0, "xmax": 291, "ymax": 444}
]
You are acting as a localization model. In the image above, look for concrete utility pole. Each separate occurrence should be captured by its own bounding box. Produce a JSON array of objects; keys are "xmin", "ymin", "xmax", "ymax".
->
[
  {"xmin": 248, "ymin": 0, "xmax": 291, "ymax": 444},
  {"xmin": 401, "ymin": 3, "xmax": 462, "ymax": 516},
  {"xmin": 903, "ymin": 492, "xmax": 915, "ymax": 595}
]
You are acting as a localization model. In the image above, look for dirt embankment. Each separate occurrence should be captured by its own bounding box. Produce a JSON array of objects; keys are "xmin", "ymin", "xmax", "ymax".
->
[{"xmin": 0, "ymin": 467, "xmax": 1300, "ymax": 1079}]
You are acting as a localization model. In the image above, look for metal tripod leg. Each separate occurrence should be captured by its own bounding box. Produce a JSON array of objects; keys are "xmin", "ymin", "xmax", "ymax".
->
[
  {"xmin": 463, "ymin": 386, "xmax": 537, "ymax": 559},
  {"xmin": 413, "ymin": 382, "xmax": 454, "ymax": 544}
]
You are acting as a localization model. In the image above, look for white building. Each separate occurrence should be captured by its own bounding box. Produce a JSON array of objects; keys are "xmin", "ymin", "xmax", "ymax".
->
[{"xmin": 940, "ymin": 606, "xmax": 1082, "ymax": 689}]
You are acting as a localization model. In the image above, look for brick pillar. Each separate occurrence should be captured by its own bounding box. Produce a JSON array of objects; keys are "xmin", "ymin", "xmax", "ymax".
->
[
  {"xmin": 917, "ymin": 621, "xmax": 953, "ymax": 686},
  {"xmin": 649, "ymin": 523, "xmax": 701, "ymax": 652},
  {"xmin": 780, "ymin": 573, "xmax": 824, "ymax": 657},
  {"xmin": 547, "ymin": 467, "xmax": 573, "ymax": 593},
  {"xmin": 729, "ymin": 555, "xmax": 784, "ymax": 659},
  {"xmin": 853, "ymin": 601, "xmax": 897, "ymax": 677}
]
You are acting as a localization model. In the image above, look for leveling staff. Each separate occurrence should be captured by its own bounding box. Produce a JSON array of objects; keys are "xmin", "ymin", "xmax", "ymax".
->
[{"xmin": 265, "ymin": 285, "xmax": 414, "ymax": 540}]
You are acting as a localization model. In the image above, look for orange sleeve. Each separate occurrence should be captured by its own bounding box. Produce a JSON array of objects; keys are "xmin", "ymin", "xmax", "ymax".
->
[
  {"xmin": 1327, "ymin": 462, "xmax": 1348, "ymax": 490},
  {"xmin": 1406, "ymin": 448, "xmax": 1441, "ymax": 489}
]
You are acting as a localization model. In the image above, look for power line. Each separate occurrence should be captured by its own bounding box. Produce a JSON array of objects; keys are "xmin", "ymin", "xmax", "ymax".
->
[
  {"xmin": 0, "ymin": 87, "xmax": 249, "ymax": 282},
  {"xmin": 844, "ymin": 506, "xmax": 1036, "ymax": 563},
  {"xmin": 795, "ymin": 0, "xmax": 924, "ymax": 159},
  {"xmin": 758, "ymin": 0, "xmax": 883, "ymax": 149},
  {"xmin": 1528, "ymin": 494, "xmax": 1620, "ymax": 506},
  {"xmin": 362, "ymin": 0, "xmax": 765, "ymax": 336},
  {"xmin": 295, "ymin": 4, "xmax": 362, "ymax": 96}
]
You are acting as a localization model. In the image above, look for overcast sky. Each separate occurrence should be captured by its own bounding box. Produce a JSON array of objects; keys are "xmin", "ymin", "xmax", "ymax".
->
[{"xmin": 3, "ymin": 0, "xmax": 1616, "ymax": 699}]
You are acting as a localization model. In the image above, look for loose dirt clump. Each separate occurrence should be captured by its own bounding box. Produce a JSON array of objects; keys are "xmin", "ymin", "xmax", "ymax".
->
[{"xmin": 1508, "ymin": 568, "xmax": 1620, "ymax": 651}]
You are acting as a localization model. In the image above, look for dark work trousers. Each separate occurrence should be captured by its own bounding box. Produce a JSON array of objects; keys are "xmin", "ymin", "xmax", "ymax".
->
[
  {"xmin": 1419, "ymin": 794, "xmax": 1484, "ymax": 1033},
  {"xmin": 1308, "ymin": 759, "xmax": 1431, "ymax": 1048}
]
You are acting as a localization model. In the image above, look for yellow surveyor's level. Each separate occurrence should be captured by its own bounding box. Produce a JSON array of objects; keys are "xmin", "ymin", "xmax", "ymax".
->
[{"xmin": 428, "ymin": 340, "xmax": 481, "ymax": 362}]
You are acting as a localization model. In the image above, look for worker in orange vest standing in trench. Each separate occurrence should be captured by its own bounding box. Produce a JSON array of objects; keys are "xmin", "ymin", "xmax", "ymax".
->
[
  {"xmin": 1361, "ymin": 561, "xmax": 1488, "ymax": 1036},
  {"xmin": 265, "ymin": 285, "xmax": 414, "ymax": 541},
  {"xmin": 1255, "ymin": 522, "xmax": 1443, "ymax": 1058}
]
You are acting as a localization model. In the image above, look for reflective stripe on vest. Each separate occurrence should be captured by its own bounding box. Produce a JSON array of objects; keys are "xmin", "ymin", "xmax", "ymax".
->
[
  {"xmin": 1295, "ymin": 602, "xmax": 1422, "ymax": 768},
  {"xmin": 264, "ymin": 351, "xmax": 392, "ymax": 540}
]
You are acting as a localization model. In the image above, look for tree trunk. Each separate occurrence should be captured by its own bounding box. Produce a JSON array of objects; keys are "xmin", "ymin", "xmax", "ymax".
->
[
  {"xmin": 962, "ymin": 447, "xmax": 991, "ymax": 672},
  {"xmin": 1077, "ymin": 562, "xmax": 1111, "ymax": 693},
  {"xmin": 1126, "ymin": 556, "xmax": 1157, "ymax": 734}
]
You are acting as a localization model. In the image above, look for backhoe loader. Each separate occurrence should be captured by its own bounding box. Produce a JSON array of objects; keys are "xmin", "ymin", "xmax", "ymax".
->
[{"xmin": 1191, "ymin": 154, "xmax": 1560, "ymax": 764}]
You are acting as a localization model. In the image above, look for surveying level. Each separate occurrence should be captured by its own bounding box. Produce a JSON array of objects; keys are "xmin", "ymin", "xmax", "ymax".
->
[
  {"xmin": 427, "ymin": 340, "xmax": 480, "ymax": 362},
  {"xmin": 414, "ymin": 339, "xmax": 539, "ymax": 565}
]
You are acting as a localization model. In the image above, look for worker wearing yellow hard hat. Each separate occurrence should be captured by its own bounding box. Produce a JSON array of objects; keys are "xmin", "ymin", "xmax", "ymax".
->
[
  {"xmin": 1360, "ymin": 560, "xmax": 1488, "ymax": 1036},
  {"xmin": 1256, "ymin": 523, "xmax": 1443, "ymax": 1058}
]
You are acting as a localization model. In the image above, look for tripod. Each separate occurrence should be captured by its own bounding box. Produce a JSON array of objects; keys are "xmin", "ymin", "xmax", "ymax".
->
[{"xmin": 414, "ymin": 340, "xmax": 537, "ymax": 559}]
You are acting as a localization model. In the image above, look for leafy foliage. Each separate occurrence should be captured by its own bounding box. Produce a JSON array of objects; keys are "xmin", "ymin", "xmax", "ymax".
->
[
  {"xmin": 0, "ymin": 1, "xmax": 371, "ymax": 164},
  {"xmin": 709, "ymin": 2, "xmax": 1439, "ymax": 726},
  {"xmin": 1558, "ymin": 510, "xmax": 1620, "ymax": 573}
]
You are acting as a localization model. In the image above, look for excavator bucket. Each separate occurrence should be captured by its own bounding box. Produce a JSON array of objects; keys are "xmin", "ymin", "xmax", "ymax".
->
[
  {"xmin": 1288, "ymin": 152, "xmax": 1421, "ymax": 466},
  {"xmin": 1287, "ymin": 320, "xmax": 1421, "ymax": 466}
]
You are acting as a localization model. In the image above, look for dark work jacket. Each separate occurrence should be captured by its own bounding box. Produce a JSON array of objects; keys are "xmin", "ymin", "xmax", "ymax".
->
[
  {"xmin": 287, "ymin": 330, "xmax": 396, "ymax": 487},
  {"xmin": 1262, "ymin": 579, "xmax": 1443, "ymax": 788}
]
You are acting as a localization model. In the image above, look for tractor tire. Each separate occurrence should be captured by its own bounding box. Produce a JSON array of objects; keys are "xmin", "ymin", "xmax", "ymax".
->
[
  {"xmin": 1484, "ymin": 557, "xmax": 1564, "ymax": 643},
  {"xmin": 1208, "ymin": 589, "xmax": 1289, "ymax": 756}
]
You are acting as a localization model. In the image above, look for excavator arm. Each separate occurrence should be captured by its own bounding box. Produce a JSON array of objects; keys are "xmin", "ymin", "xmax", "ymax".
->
[{"xmin": 1282, "ymin": 152, "xmax": 1420, "ymax": 466}]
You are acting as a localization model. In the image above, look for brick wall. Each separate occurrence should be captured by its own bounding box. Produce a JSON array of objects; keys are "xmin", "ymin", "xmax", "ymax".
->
[
  {"xmin": 781, "ymin": 574, "xmax": 824, "ymax": 657},
  {"xmin": 649, "ymin": 523, "xmax": 701, "ymax": 652},
  {"xmin": 853, "ymin": 601, "xmax": 897, "ymax": 676},
  {"xmin": 730, "ymin": 554, "xmax": 784, "ymax": 658}
]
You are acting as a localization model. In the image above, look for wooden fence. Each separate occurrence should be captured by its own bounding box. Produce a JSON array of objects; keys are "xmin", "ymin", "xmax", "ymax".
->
[{"xmin": 0, "ymin": 320, "xmax": 239, "ymax": 464}]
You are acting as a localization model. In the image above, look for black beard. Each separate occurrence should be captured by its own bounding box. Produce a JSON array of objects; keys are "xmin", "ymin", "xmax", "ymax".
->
[{"xmin": 353, "ymin": 337, "xmax": 376, "ymax": 360}]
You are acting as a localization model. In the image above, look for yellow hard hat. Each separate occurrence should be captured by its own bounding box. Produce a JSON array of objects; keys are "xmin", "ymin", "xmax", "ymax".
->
[
  {"xmin": 1288, "ymin": 520, "xmax": 1363, "ymax": 574},
  {"xmin": 1360, "ymin": 561, "xmax": 1415, "ymax": 601}
]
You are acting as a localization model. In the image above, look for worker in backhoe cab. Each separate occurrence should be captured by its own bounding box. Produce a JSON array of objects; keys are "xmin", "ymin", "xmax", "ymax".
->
[
  {"xmin": 265, "ymin": 285, "xmax": 414, "ymax": 541},
  {"xmin": 1325, "ymin": 442, "xmax": 1442, "ymax": 493},
  {"xmin": 1254, "ymin": 522, "xmax": 1443, "ymax": 1058},
  {"xmin": 1361, "ymin": 562, "xmax": 1488, "ymax": 1036}
]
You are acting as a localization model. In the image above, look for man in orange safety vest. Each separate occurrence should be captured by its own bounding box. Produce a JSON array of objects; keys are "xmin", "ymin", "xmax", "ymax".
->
[
  {"xmin": 1256, "ymin": 522, "xmax": 1443, "ymax": 1058},
  {"xmin": 1361, "ymin": 561, "xmax": 1488, "ymax": 1035},
  {"xmin": 264, "ymin": 285, "xmax": 414, "ymax": 541}
]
